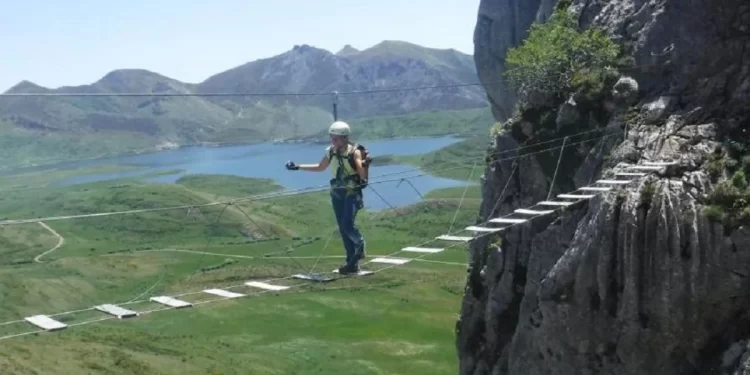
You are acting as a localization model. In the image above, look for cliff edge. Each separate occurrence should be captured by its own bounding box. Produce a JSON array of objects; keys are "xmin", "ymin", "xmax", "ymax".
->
[{"xmin": 458, "ymin": 0, "xmax": 750, "ymax": 374}]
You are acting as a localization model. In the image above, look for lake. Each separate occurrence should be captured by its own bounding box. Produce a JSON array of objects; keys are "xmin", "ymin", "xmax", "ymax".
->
[{"xmin": 53, "ymin": 136, "xmax": 474, "ymax": 211}]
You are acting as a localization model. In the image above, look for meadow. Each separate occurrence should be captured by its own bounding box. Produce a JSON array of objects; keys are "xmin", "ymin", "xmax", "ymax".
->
[{"xmin": 0, "ymin": 151, "xmax": 483, "ymax": 374}]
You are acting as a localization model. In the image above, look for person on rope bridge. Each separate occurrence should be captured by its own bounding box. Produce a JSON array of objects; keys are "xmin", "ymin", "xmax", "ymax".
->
[{"xmin": 284, "ymin": 121, "xmax": 370, "ymax": 275}]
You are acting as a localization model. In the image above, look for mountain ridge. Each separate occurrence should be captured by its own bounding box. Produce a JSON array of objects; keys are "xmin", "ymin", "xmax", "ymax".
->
[
  {"xmin": 0, "ymin": 40, "xmax": 490, "ymax": 170},
  {"xmin": 3, "ymin": 40, "xmax": 475, "ymax": 93}
]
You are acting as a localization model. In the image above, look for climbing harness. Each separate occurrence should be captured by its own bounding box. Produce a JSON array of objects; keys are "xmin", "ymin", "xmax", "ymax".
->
[{"xmin": 328, "ymin": 143, "xmax": 371, "ymax": 193}]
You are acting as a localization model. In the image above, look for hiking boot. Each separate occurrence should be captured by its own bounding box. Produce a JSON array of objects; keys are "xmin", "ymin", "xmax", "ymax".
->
[{"xmin": 338, "ymin": 264, "xmax": 359, "ymax": 275}]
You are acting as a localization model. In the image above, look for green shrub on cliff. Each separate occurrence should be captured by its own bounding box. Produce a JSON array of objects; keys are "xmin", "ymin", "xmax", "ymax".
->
[
  {"xmin": 703, "ymin": 138, "xmax": 750, "ymax": 229},
  {"xmin": 705, "ymin": 167, "xmax": 750, "ymax": 229},
  {"xmin": 504, "ymin": 9, "xmax": 621, "ymax": 102}
]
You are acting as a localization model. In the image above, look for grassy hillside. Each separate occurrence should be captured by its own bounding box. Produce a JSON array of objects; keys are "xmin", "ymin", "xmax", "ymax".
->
[
  {"xmin": 175, "ymin": 175, "xmax": 282, "ymax": 198},
  {"xmin": 369, "ymin": 136, "xmax": 490, "ymax": 181},
  {"xmin": 306, "ymin": 106, "xmax": 494, "ymax": 142},
  {"xmin": 0, "ymin": 165, "xmax": 482, "ymax": 374},
  {"xmin": 354, "ymin": 107, "xmax": 494, "ymax": 140},
  {"xmin": 0, "ymin": 94, "xmax": 334, "ymax": 170},
  {"xmin": 208, "ymin": 101, "xmax": 334, "ymax": 142},
  {"xmin": 0, "ymin": 119, "xmax": 156, "ymax": 168}
]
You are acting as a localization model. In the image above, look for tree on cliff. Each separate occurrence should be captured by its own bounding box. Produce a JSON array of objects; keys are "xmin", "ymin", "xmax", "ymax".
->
[{"xmin": 503, "ymin": 9, "xmax": 622, "ymax": 104}]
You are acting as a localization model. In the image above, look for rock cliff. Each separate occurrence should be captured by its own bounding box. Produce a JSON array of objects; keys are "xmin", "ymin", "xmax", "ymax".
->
[
  {"xmin": 474, "ymin": 0, "xmax": 558, "ymax": 121},
  {"xmin": 458, "ymin": 0, "xmax": 750, "ymax": 374}
]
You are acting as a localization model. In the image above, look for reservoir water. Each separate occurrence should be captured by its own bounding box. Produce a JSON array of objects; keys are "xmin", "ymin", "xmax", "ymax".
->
[{"xmin": 52, "ymin": 136, "xmax": 473, "ymax": 211}]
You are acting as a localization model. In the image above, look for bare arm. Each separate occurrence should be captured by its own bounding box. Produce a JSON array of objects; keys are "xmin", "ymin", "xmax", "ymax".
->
[
  {"xmin": 298, "ymin": 155, "xmax": 330, "ymax": 172},
  {"xmin": 353, "ymin": 150, "xmax": 367, "ymax": 181}
]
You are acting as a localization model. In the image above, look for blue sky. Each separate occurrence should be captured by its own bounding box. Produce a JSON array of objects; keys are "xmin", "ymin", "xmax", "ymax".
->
[{"xmin": 0, "ymin": 0, "xmax": 481, "ymax": 91}]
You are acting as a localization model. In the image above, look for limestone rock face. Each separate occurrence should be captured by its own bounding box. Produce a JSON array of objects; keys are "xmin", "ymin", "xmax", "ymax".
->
[
  {"xmin": 473, "ymin": 0, "xmax": 558, "ymax": 121},
  {"xmin": 460, "ymin": 0, "xmax": 750, "ymax": 373},
  {"xmin": 459, "ymin": 121, "xmax": 750, "ymax": 375},
  {"xmin": 571, "ymin": 0, "xmax": 750, "ymax": 133}
]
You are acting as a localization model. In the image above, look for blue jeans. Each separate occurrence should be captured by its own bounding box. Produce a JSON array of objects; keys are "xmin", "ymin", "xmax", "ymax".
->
[{"xmin": 331, "ymin": 189, "xmax": 365, "ymax": 268}]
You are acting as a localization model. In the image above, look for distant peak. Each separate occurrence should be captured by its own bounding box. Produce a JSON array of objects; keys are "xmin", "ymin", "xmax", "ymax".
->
[
  {"xmin": 4, "ymin": 80, "xmax": 48, "ymax": 94},
  {"xmin": 367, "ymin": 40, "xmax": 459, "ymax": 53},
  {"xmin": 336, "ymin": 44, "xmax": 360, "ymax": 56},
  {"xmin": 95, "ymin": 68, "xmax": 184, "ymax": 86},
  {"xmin": 378, "ymin": 40, "xmax": 412, "ymax": 46},
  {"xmin": 100, "ymin": 69, "xmax": 164, "ymax": 80},
  {"xmin": 372, "ymin": 40, "xmax": 420, "ymax": 49},
  {"xmin": 91, "ymin": 69, "xmax": 190, "ymax": 94},
  {"xmin": 291, "ymin": 44, "xmax": 330, "ymax": 54},
  {"xmin": 358, "ymin": 40, "xmax": 429, "ymax": 56}
]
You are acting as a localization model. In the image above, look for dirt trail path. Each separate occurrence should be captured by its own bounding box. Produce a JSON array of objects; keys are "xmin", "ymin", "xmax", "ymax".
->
[{"xmin": 34, "ymin": 222, "xmax": 64, "ymax": 263}]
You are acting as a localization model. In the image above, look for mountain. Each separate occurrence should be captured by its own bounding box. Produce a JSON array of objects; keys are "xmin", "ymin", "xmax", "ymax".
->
[
  {"xmin": 336, "ymin": 44, "xmax": 360, "ymax": 56},
  {"xmin": 196, "ymin": 41, "xmax": 486, "ymax": 117},
  {"xmin": 0, "ymin": 41, "xmax": 486, "ymax": 168}
]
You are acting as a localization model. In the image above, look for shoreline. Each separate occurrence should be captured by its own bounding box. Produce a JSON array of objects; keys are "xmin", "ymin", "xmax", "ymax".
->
[{"xmin": 0, "ymin": 134, "xmax": 465, "ymax": 177}]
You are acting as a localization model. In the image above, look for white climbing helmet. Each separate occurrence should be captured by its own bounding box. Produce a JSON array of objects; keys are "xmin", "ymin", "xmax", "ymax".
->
[{"xmin": 329, "ymin": 121, "xmax": 351, "ymax": 136}]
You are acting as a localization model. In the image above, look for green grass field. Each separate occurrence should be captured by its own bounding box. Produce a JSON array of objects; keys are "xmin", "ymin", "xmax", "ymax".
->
[
  {"xmin": 0, "ymin": 155, "xmax": 482, "ymax": 374},
  {"xmin": 372, "ymin": 136, "xmax": 489, "ymax": 182},
  {"xmin": 349, "ymin": 107, "xmax": 494, "ymax": 141}
]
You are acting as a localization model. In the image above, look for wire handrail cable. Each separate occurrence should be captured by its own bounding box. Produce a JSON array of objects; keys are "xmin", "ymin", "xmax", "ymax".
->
[{"xmin": 0, "ymin": 80, "xmax": 506, "ymax": 98}]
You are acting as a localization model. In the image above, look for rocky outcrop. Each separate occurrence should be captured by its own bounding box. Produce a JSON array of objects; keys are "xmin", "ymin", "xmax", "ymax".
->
[
  {"xmin": 571, "ymin": 0, "xmax": 750, "ymax": 138},
  {"xmin": 473, "ymin": 0, "xmax": 559, "ymax": 121},
  {"xmin": 459, "ymin": 120, "xmax": 750, "ymax": 375},
  {"xmin": 459, "ymin": 0, "xmax": 750, "ymax": 374},
  {"xmin": 336, "ymin": 44, "xmax": 360, "ymax": 56}
]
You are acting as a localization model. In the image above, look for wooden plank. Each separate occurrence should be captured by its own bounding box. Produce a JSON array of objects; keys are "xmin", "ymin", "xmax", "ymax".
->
[
  {"xmin": 490, "ymin": 217, "xmax": 529, "ymax": 223},
  {"xmin": 514, "ymin": 209, "xmax": 554, "ymax": 215},
  {"xmin": 596, "ymin": 179, "xmax": 631, "ymax": 185},
  {"xmin": 24, "ymin": 315, "xmax": 67, "ymax": 331},
  {"xmin": 402, "ymin": 247, "xmax": 444, "ymax": 253},
  {"xmin": 245, "ymin": 281, "xmax": 290, "ymax": 291},
  {"xmin": 537, "ymin": 201, "xmax": 573, "ymax": 206},
  {"xmin": 203, "ymin": 289, "xmax": 244, "ymax": 299},
  {"xmin": 436, "ymin": 235, "xmax": 474, "ymax": 242},
  {"xmin": 150, "ymin": 296, "xmax": 192, "ymax": 309},
  {"xmin": 292, "ymin": 273, "xmax": 334, "ymax": 282},
  {"xmin": 579, "ymin": 187, "xmax": 612, "ymax": 192},
  {"xmin": 627, "ymin": 165, "xmax": 664, "ymax": 171},
  {"xmin": 465, "ymin": 225, "xmax": 503, "ymax": 232},
  {"xmin": 371, "ymin": 257, "xmax": 411, "ymax": 265},
  {"xmin": 94, "ymin": 304, "xmax": 138, "ymax": 319}
]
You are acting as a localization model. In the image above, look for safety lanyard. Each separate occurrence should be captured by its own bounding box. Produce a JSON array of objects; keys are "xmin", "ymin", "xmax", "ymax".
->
[{"xmin": 335, "ymin": 151, "xmax": 346, "ymax": 182}]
